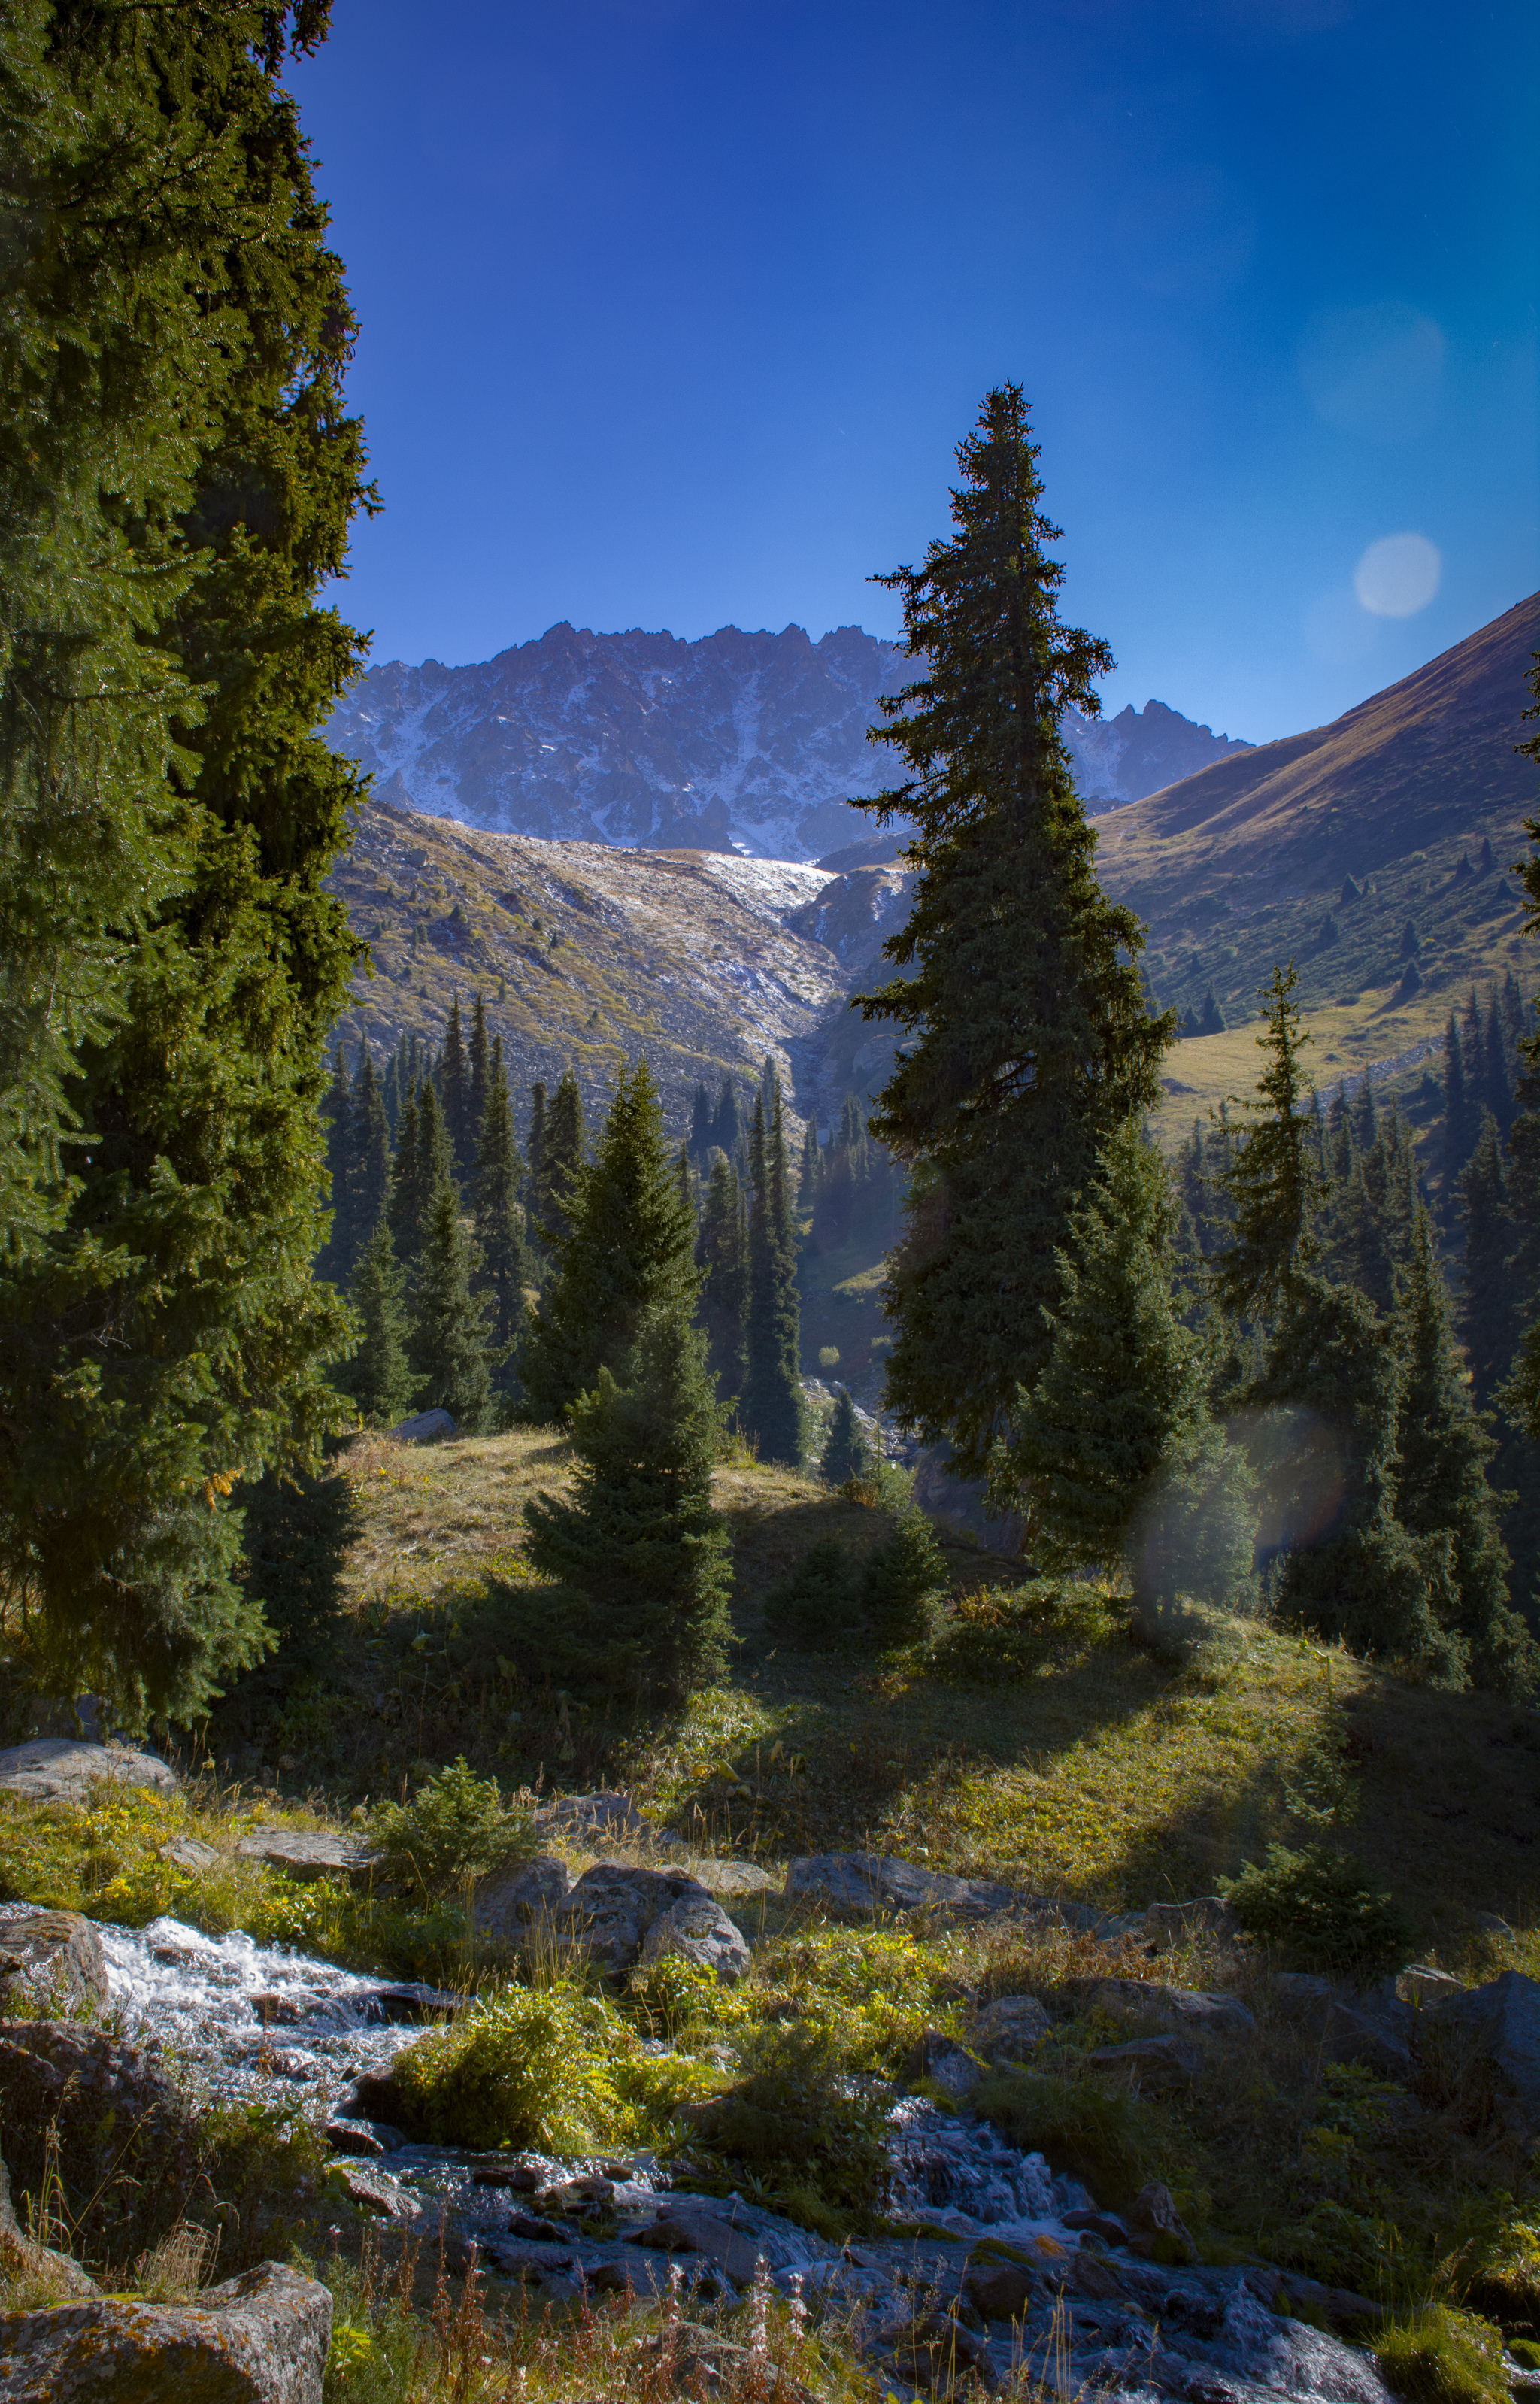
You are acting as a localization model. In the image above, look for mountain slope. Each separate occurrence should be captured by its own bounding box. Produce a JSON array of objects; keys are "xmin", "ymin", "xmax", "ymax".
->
[
  {"xmin": 324, "ymin": 621, "xmax": 1250, "ymax": 861},
  {"xmin": 1093, "ymin": 593, "xmax": 1540, "ymax": 1132}
]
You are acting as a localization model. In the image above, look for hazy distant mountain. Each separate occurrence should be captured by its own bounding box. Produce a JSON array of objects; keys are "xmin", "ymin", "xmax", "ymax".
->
[{"xmin": 325, "ymin": 622, "xmax": 1251, "ymax": 862}]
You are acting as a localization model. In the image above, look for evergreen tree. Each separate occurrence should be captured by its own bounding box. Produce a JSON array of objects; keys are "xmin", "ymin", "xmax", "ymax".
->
[
  {"xmin": 391, "ymin": 1082, "xmax": 452, "ymax": 1271},
  {"xmin": 470, "ymin": 1062, "xmax": 529, "ymax": 1405},
  {"xmin": 1397, "ymin": 1212, "xmax": 1532, "ymax": 1694},
  {"xmin": 1484, "ymin": 993, "xmax": 1514, "ymax": 1131},
  {"xmin": 690, "ymin": 1080, "xmax": 714, "ymax": 1162},
  {"xmin": 441, "ymin": 992, "xmax": 471, "ymax": 1181},
  {"xmin": 1442, "ymin": 1013, "xmax": 1475, "ymax": 1205},
  {"xmin": 799, "ymin": 1117, "xmax": 821, "ymax": 1211},
  {"xmin": 522, "ymin": 1302, "xmax": 732, "ymax": 1702},
  {"xmin": 408, "ymin": 1181, "xmax": 492, "ymax": 1432},
  {"xmin": 711, "ymin": 1074, "xmax": 745, "ymax": 1164},
  {"xmin": 1460, "ymin": 1111, "xmax": 1518, "ymax": 1407},
  {"xmin": 468, "ymin": 990, "xmax": 490, "ymax": 1150},
  {"xmin": 318, "ymin": 1049, "xmax": 353, "ymax": 1281},
  {"xmin": 1008, "ymin": 1120, "xmax": 1250, "ymax": 1623},
  {"xmin": 335, "ymin": 1222, "xmax": 414, "ymax": 1428},
  {"xmin": 521, "ymin": 1057, "xmax": 699, "ymax": 1424},
  {"xmin": 0, "ymin": 2, "xmax": 368, "ymax": 1720},
  {"xmin": 346, "ymin": 1047, "xmax": 392, "ymax": 1263},
  {"xmin": 698, "ymin": 1158, "xmax": 750, "ymax": 1404},
  {"xmin": 526, "ymin": 1081, "xmax": 547, "ymax": 1221},
  {"xmin": 535, "ymin": 1071, "xmax": 585, "ymax": 1249},
  {"xmin": 853, "ymin": 385, "xmax": 1170, "ymax": 1472},
  {"xmin": 820, "ymin": 1388, "xmax": 871, "ymax": 1486},
  {"xmin": 1214, "ymin": 965, "xmax": 1326, "ymax": 1326},
  {"xmin": 741, "ymin": 1093, "xmax": 804, "ymax": 1464},
  {"xmin": 388, "ymin": 1090, "xmax": 423, "ymax": 1266},
  {"xmin": 862, "ymin": 1510, "xmax": 950, "ymax": 1643}
]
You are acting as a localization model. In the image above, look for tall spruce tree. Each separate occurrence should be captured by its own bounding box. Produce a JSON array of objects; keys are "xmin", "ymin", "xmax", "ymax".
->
[
  {"xmin": 1460, "ymin": 1111, "xmax": 1517, "ymax": 1407},
  {"xmin": 346, "ymin": 1047, "xmax": 392, "ymax": 1263},
  {"xmin": 1214, "ymin": 966, "xmax": 1326, "ymax": 1325},
  {"xmin": 1442, "ymin": 1013, "xmax": 1475, "ymax": 1207},
  {"xmin": 520, "ymin": 1057, "xmax": 699, "ymax": 1425},
  {"xmin": 526, "ymin": 1081, "xmax": 547, "ymax": 1223},
  {"xmin": 441, "ymin": 992, "xmax": 471, "ymax": 1181},
  {"xmin": 741, "ymin": 1092, "xmax": 803, "ymax": 1464},
  {"xmin": 820, "ymin": 1387, "xmax": 871, "ymax": 1487},
  {"xmin": 852, "ymin": 385, "xmax": 1170, "ymax": 1472},
  {"xmin": 390, "ymin": 1082, "xmax": 452, "ymax": 1272},
  {"xmin": 711, "ymin": 1073, "xmax": 745, "ymax": 1165},
  {"xmin": 1008, "ymin": 1120, "xmax": 1252, "ymax": 1623},
  {"xmin": 408, "ymin": 1181, "xmax": 492, "ymax": 1432},
  {"xmin": 522, "ymin": 1300, "xmax": 732, "ymax": 1702},
  {"xmin": 1506, "ymin": 648, "xmax": 1540, "ymax": 1441},
  {"xmin": 0, "ymin": 2, "xmax": 368, "ymax": 1720},
  {"xmin": 470, "ymin": 1062, "xmax": 528, "ymax": 1406},
  {"xmin": 1397, "ymin": 1211, "xmax": 1531, "ymax": 1694},
  {"xmin": 535, "ymin": 1070, "xmax": 585, "ymax": 1250},
  {"xmin": 690, "ymin": 1081, "xmax": 714, "ymax": 1163},
  {"xmin": 335, "ymin": 1222, "xmax": 414, "ymax": 1429},
  {"xmin": 318, "ymin": 1049, "xmax": 353, "ymax": 1281},
  {"xmin": 698, "ymin": 1157, "xmax": 750, "ymax": 1405},
  {"xmin": 467, "ymin": 990, "xmax": 490, "ymax": 1151}
]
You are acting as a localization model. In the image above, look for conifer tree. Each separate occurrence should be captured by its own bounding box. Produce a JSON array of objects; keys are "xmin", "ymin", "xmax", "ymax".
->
[
  {"xmin": 1397, "ymin": 1212, "xmax": 1531, "ymax": 1693},
  {"xmin": 1008, "ymin": 1120, "xmax": 1250, "ymax": 1622},
  {"xmin": 698, "ymin": 1158, "xmax": 750, "ymax": 1404},
  {"xmin": 1214, "ymin": 966, "xmax": 1326, "ymax": 1326},
  {"xmin": 1460, "ymin": 1111, "xmax": 1518, "ymax": 1406},
  {"xmin": 471, "ymin": 1061, "xmax": 528, "ymax": 1405},
  {"xmin": 0, "ymin": 2, "xmax": 368, "ymax": 1719},
  {"xmin": 853, "ymin": 385, "xmax": 1170, "ymax": 1472},
  {"xmin": 388, "ymin": 1090, "xmax": 422, "ymax": 1267},
  {"xmin": 522, "ymin": 1302, "xmax": 732, "ymax": 1702},
  {"xmin": 711, "ymin": 1074, "xmax": 745, "ymax": 1164},
  {"xmin": 799, "ymin": 1117, "xmax": 821, "ymax": 1211},
  {"xmin": 346, "ymin": 1048, "xmax": 392, "ymax": 1266},
  {"xmin": 319, "ymin": 1050, "xmax": 353, "ymax": 1281},
  {"xmin": 526, "ymin": 1081, "xmax": 547, "ymax": 1222},
  {"xmin": 741, "ymin": 1093, "xmax": 803, "ymax": 1464},
  {"xmin": 1442, "ymin": 1014, "xmax": 1474, "ymax": 1207},
  {"xmin": 535, "ymin": 1071, "xmax": 585, "ymax": 1249},
  {"xmin": 521, "ymin": 1057, "xmax": 698, "ymax": 1424},
  {"xmin": 391, "ymin": 1082, "xmax": 452, "ymax": 1272},
  {"xmin": 336, "ymin": 1222, "xmax": 414, "ymax": 1428},
  {"xmin": 690, "ymin": 1081, "xmax": 714, "ymax": 1162},
  {"xmin": 862, "ymin": 1510, "xmax": 950, "ymax": 1643},
  {"xmin": 468, "ymin": 991, "xmax": 490, "ymax": 1150},
  {"xmin": 820, "ymin": 1388, "xmax": 871, "ymax": 1487},
  {"xmin": 408, "ymin": 1181, "xmax": 492, "ymax": 1432},
  {"xmin": 441, "ymin": 992, "xmax": 471, "ymax": 1181}
]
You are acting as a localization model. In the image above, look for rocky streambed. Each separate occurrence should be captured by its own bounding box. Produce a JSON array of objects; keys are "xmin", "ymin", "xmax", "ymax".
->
[{"xmin": 0, "ymin": 1895, "xmax": 1423, "ymax": 2404}]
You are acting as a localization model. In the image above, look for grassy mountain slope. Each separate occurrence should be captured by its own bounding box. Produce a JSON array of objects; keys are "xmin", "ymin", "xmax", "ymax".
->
[{"xmin": 1094, "ymin": 593, "xmax": 1540, "ymax": 1135}]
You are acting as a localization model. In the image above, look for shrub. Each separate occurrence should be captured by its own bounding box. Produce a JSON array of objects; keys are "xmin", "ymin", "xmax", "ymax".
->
[
  {"xmin": 861, "ymin": 1511, "xmax": 949, "ymax": 1643},
  {"xmin": 927, "ymin": 1578, "xmax": 1119, "ymax": 1681},
  {"xmin": 762, "ymin": 1538, "xmax": 859, "ymax": 1649},
  {"xmin": 1223, "ymin": 1842, "xmax": 1414, "ymax": 1983},
  {"xmin": 969, "ymin": 2067, "xmax": 1171, "ymax": 2209},
  {"xmin": 685, "ymin": 2022, "xmax": 893, "ymax": 2236},
  {"xmin": 369, "ymin": 1757, "xmax": 535, "ymax": 1902},
  {"xmin": 819, "ymin": 1388, "xmax": 869, "ymax": 1486},
  {"xmin": 387, "ymin": 1983, "xmax": 708, "ymax": 2153},
  {"xmin": 1376, "ymin": 2307, "xmax": 1509, "ymax": 2404}
]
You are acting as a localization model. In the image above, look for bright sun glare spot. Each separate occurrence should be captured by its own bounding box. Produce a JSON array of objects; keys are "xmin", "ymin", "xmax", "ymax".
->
[{"xmin": 1353, "ymin": 532, "xmax": 1441, "ymax": 617}]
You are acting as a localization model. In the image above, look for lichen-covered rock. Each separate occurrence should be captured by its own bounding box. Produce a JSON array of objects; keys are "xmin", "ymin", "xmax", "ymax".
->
[
  {"xmin": 472, "ymin": 1853, "xmax": 569, "ymax": 1941},
  {"xmin": 972, "ymin": 1993, "xmax": 1052, "ymax": 2062},
  {"xmin": 0, "ymin": 2024, "xmax": 199, "ymax": 2267},
  {"xmin": 390, "ymin": 1408, "xmax": 456, "ymax": 1444},
  {"xmin": 0, "ymin": 2155, "xmax": 95, "ymax": 2303},
  {"xmin": 0, "ymin": 2259, "xmax": 331, "ymax": 2402},
  {"xmin": 0, "ymin": 1913, "xmax": 109, "ymax": 2017},
  {"xmin": 637, "ymin": 1892, "xmax": 750, "ymax": 1985},
  {"xmin": 1087, "ymin": 2033, "xmax": 1202, "ymax": 2092},
  {"xmin": 547, "ymin": 1863, "xmax": 718, "ymax": 1977},
  {"xmin": 532, "ymin": 1790, "xmax": 648, "ymax": 1839},
  {"xmin": 1430, "ymin": 1968, "xmax": 1540, "ymax": 2130},
  {"xmin": 784, "ymin": 1851, "xmax": 1017, "ymax": 1924},
  {"xmin": 232, "ymin": 1830, "xmax": 381, "ymax": 1884},
  {"xmin": 0, "ymin": 1739, "xmax": 177, "ymax": 1803},
  {"xmin": 1060, "ymin": 1976, "xmax": 1254, "ymax": 2039},
  {"xmin": 1124, "ymin": 2179, "xmax": 1199, "ymax": 2264}
]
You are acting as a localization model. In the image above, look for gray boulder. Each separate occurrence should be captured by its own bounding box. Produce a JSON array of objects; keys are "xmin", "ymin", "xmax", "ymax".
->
[
  {"xmin": 1266, "ymin": 1972, "xmax": 1412, "ymax": 2077},
  {"xmin": 1060, "ymin": 1976, "xmax": 1254, "ymax": 2038},
  {"xmin": 1087, "ymin": 2034, "xmax": 1203, "ymax": 2092},
  {"xmin": 972, "ymin": 1993, "xmax": 1052, "ymax": 2063},
  {"xmin": 324, "ymin": 2118, "xmax": 406, "ymax": 2157},
  {"xmin": 685, "ymin": 1857, "xmax": 775, "ymax": 1898},
  {"xmin": 784, "ymin": 1851, "xmax": 1017, "ymax": 1924},
  {"xmin": 232, "ymin": 1830, "xmax": 382, "ymax": 1884},
  {"xmin": 532, "ymin": 1790, "xmax": 648, "ymax": 1841},
  {"xmin": 1430, "ymin": 1969, "xmax": 1540, "ymax": 2130},
  {"xmin": 0, "ymin": 2259, "xmax": 332, "ymax": 2403},
  {"xmin": 0, "ymin": 1914, "xmax": 109, "ymax": 2017},
  {"xmin": 473, "ymin": 1853, "xmax": 570, "ymax": 1941},
  {"xmin": 0, "ymin": 2024, "xmax": 199, "ymax": 2266},
  {"xmin": 546, "ymin": 1863, "xmax": 721, "ymax": 1977},
  {"xmin": 0, "ymin": 1739, "xmax": 177, "ymax": 1803},
  {"xmin": 160, "ymin": 1837, "xmax": 220, "ymax": 1875},
  {"xmin": 1142, "ymin": 1896, "xmax": 1242, "ymax": 1952},
  {"xmin": 323, "ymin": 2160, "xmax": 418, "ymax": 2221},
  {"xmin": 0, "ymin": 2154, "xmax": 95, "ymax": 2303},
  {"xmin": 637, "ymin": 1892, "xmax": 750, "ymax": 1985},
  {"xmin": 904, "ymin": 2030, "xmax": 984, "ymax": 2102},
  {"xmin": 1398, "ymin": 1965, "xmax": 1466, "ymax": 2005},
  {"xmin": 390, "ymin": 1407, "xmax": 456, "ymax": 1444}
]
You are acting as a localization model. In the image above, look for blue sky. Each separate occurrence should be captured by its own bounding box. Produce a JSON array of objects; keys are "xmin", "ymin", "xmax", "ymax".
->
[{"xmin": 290, "ymin": 0, "xmax": 1538, "ymax": 744}]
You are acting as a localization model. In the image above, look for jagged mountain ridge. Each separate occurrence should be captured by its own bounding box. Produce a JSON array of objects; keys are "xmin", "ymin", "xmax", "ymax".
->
[{"xmin": 325, "ymin": 621, "xmax": 1252, "ymax": 862}]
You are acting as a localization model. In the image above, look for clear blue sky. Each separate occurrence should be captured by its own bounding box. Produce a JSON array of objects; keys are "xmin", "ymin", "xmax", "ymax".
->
[{"xmin": 290, "ymin": 0, "xmax": 1539, "ymax": 745}]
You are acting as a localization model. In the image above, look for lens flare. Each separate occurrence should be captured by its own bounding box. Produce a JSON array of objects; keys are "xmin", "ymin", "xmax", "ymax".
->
[{"xmin": 1354, "ymin": 532, "xmax": 1441, "ymax": 618}]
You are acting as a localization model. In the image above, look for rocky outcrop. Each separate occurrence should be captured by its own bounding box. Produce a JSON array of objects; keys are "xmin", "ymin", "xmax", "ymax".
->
[
  {"xmin": 389, "ymin": 1407, "xmax": 456, "ymax": 1444},
  {"xmin": 971, "ymin": 1994, "xmax": 1052, "ymax": 2063},
  {"xmin": 784, "ymin": 1853, "xmax": 1018, "ymax": 1924},
  {"xmin": 1429, "ymin": 1968, "xmax": 1540, "ymax": 2130},
  {"xmin": 0, "ymin": 2154, "xmax": 95, "ymax": 2302},
  {"xmin": 545, "ymin": 1864, "xmax": 740, "ymax": 1978},
  {"xmin": 531, "ymin": 1790, "xmax": 648, "ymax": 1841},
  {"xmin": 637, "ymin": 1892, "xmax": 750, "ymax": 1985},
  {"xmin": 0, "ymin": 1739, "xmax": 177, "ymax": 1802},
  {"xmin": 0, "ymin": 1914, "xmax": 109, "ymax": 2017},
  {"xmin": 1265, "ymin": 1972, "xmax": 1412, "ymax": 2077},
  {"xmin": 1060, "ymin": 1978, "xmax": 1254, "ymax": 2039},
  {"xmin": 472, "ymin": 1854, "xmax": 570, "ymax": 1941},
  {"xmin": 0, "ymin": 2023, "xmax": 199, "ymax": 2267},
  {"xmin": 0, "ymin": 2260, "xmax": 332, "ymax": 2404},
  {"xmin": 232, "ymin": 1830, "xmax": 382, "ymax": 1884}
]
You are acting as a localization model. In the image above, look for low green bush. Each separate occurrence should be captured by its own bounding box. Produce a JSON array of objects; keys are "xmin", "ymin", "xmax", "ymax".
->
[
  {"xmin": 387, "ymin": 1982, "xmax": 709, "ymax": 2153},
  {"xmin": 1223, "ymin": 1842, "xmax": 1414, "ymax": 1983},
  {"xmin": 969, "ymin": 2066, "xmax": 1172, "ymax": 2209},
  {"xmin": 763, "ymin": 1538, "xmax": 859, "ymax": 1650},
  {"xmin": 368, "ymin": 1756, "xmax": 535, "ymax": 1902},
  {"xmin": 1375, "ymin": 2307, "xmax": 1509, "ymax": 2404},
  {"xmin": 926, "ymin": 1577, "xmax": 1119, "ymax": 1681},
  {"xmin": 684, "ymin": 2023, "xmax": 893, "ymax": 2236}
]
